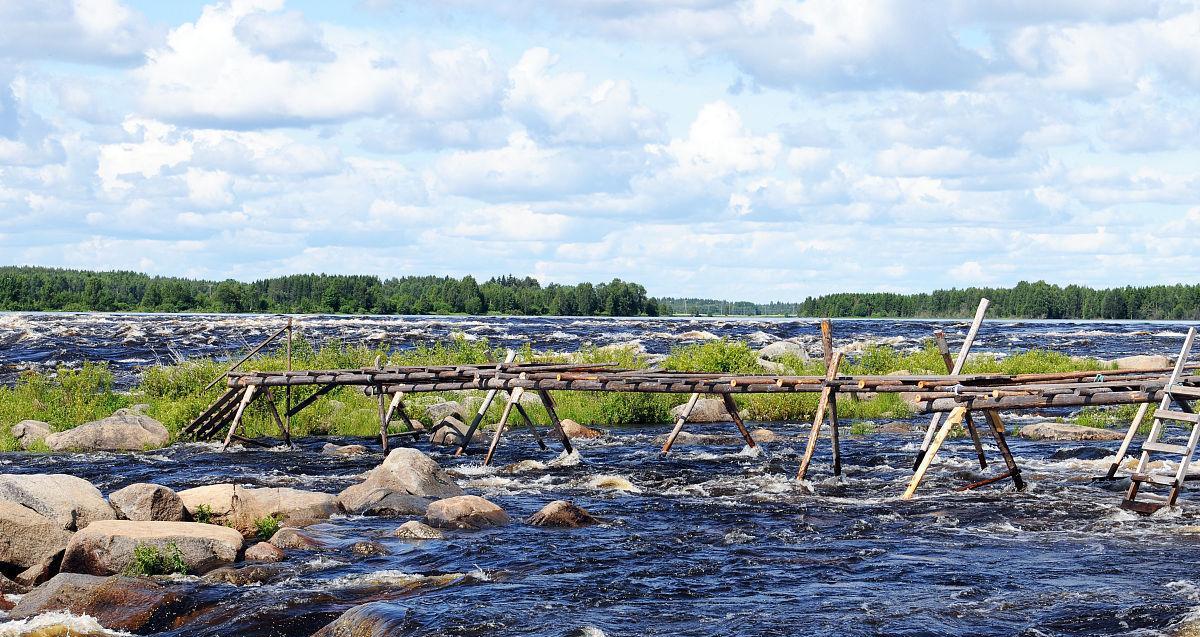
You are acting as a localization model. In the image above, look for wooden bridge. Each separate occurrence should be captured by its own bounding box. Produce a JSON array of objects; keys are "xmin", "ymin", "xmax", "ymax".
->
[{"xmin": 181, "ymin": 301, "xmax": 1200, "ymax": 512}]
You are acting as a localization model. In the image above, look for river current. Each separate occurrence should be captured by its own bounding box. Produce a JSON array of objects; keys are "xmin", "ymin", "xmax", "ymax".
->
[{"xmin": 2, "ymin": 313, "xmax": 1200, "ymax": 636}]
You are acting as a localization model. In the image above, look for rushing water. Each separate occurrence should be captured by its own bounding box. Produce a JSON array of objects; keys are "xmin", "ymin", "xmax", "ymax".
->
[{"xmin": 2, "ymin": 313, "xmax": 1200, "ymax": 636}]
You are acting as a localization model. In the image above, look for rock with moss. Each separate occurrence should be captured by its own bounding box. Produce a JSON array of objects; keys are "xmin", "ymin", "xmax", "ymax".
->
[
  {"xmin": 10, "ymin": 420, "xmax": 51, "ymax": 449},
  {"xmin": 425, "ymin": 495, "xmax": 510, "ymax": 530},
  {"xmin": 43, "ymin": 408, "xmax": 170, "ymax": 452},
  {"xmin": 108, "ymin": 483, "xmax": 188, "ymax": 522},
  {"xmin": 0, "ymin": 473, "xmax": 115, "ymax": 531},
  {"xmin": 176, "ymin": 485, "xmax": 340, "ymax": 537},
  {"xmin": 1018, "ymin": 422, "xmax": 1124, "ymax": 441},
  {"xmin": 9, "ymin": 572, "xmax": 185, "ymax": 633},
  {"xmin": 61, "ymin": 520, "xmax": 243, "ymax": 576}
]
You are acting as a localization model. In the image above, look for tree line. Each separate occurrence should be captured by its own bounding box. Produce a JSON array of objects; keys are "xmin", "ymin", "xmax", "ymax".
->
[{"xmin": 0, "ymin": 267, "xmax": 660, "ymax": 316}]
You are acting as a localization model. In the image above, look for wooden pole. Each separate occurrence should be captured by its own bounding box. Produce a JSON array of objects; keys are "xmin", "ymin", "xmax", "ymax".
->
[
  {"xmin": 1105, "ymin": 402, "xmax": 1150, "ymax": 478},
  {"xmin": 221, "ymin": 385, "xmax": 258, "ymax": 451},
  {"xmin": 512, "ymin": 400, "xmax": 547, "ymax": 450},
  {"xmin": 378, "ymin": 386, "xmax": 390, "ymax": 455},
  {"xmin": 821, "ymin": 320, "xmax": 841, "ymax": 475},
  {"xmin": 720, "ymin": 393, "xmax": 757, "ymax": 449},
  {"xmin": 262, "ymin": 388, "xmax": 289, "ymax": 445},
  {"xmin": 285, "ymin": 318, "xmax": 292, "ymax": 446},
  {"xmin": 903, "ymin": 406, "xmax": 967, "ymax": 499},
  {"xmin": 536, "ymin": 389, "xmax": 574, "ymax": 454},
  {"xmin": 661, "ymin": 392, "xmax": 701, "ymax": 454},
  {"xmin": 915, "ymin": 298, "xmax": 989, "ymax": 469},
  {"xmin": 484, "ymin": 385, "xmax": 523, "ymax": 466},
  {"xmin": 935, "ymin": 330, "xmax": 986, "ymax": 469},
  {"xmin": 981, "ymin": 410, "xmax": 1025, "ymax": 491},
  {"xmin": 204, "ymin": 325, "xmax": 289, "ymax": 391},
  {"xmin": 456, "ymin": 350, "xmax": 518, "ymax": 456},
  {"xmin": 797, "ymin": 351, "xmax": 843, "ymax": 481}
]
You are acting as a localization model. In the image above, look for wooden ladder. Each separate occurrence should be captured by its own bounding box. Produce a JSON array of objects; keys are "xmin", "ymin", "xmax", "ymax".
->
[{"xmin": 1120, "ymin": 327, "xmax": 1199, "ymax": 514}]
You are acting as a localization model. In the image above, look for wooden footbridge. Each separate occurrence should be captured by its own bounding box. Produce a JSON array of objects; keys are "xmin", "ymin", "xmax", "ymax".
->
[{"xmin": 181, "ymin": 302, "xmax": 1200, "ymax": 512}]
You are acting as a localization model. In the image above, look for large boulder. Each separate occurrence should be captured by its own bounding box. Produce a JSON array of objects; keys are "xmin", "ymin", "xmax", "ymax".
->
[
  {"xmin": 337, "ymin": 448, "xmax": 464, "ymax": 515},
  {"xmin": 757, "ymin": 340, "xmax": 809, "ymax": 361},
  {"xmin": 108, "ymin": 483, "xmax": 188, "ymax": 522},
  {"xmin": 0, "ymin": 473, "xmax": 115, "ymax": 530},
  {"xmin": 43, "ymin": 408, "xmax": 170, "ymax": 452},
  {"xmin": 559, "ymin": 419, "xmax": 601, "ymax": 439},
  {"xmin": 8, "ymin": 573, "xmax": 185, "ymax": 633},
  {"xmin": 176, "ymin": 484, "xmax": 340, "ymax": 536},
  {"xmin": 244, "ymin": 541, "xmax": 285, "ymax": 563},
  {"xmin": 1018, "ymin": 422, "xmax": 1125, "ymax": 442},
  {"xmin": 338, "ymin": 487, "xmax": 430, "ymax": 517},
  {"xmin": 313, "ymin": 601, "xmax": 411, "ymax": 637},
  {"xmin": 61, "ymin": 520, "xmax": 243, "ymax": 576},
  {"xmin": 10, "ymin": 420, "xmax": 51, "ymax": 449},
  {"xmin": 424, "ymin": 401, "xmax": 467, "ymax": 423},
  {"xmin": 429, "ymin": 416, "xmax": 471, "ymax": 446},
  {"xmin": 669, "ymin": 398, "xmax": 732, "ymax": 423},
  {"xmin": 0, "ymin": 500, "xmax": 74, "ymax": 574},
  {"xmin": 425, "ymin": 495, "xmax": 510, "ymax": 530},
  {"xmin": 1112, "ymin": 354, "xmax": 1171, "ymax": 370},
  {"xmin": 526, "ymin": 500, "xmax": 597, "ymax": 528}
]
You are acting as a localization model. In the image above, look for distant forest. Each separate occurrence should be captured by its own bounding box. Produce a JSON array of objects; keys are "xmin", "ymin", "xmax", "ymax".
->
[{"xmin": 1, "ymin": 266, "xmax": 1198, "ymax": 320}]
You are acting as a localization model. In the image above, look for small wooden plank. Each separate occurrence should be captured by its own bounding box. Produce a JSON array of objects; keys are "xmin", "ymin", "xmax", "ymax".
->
[{"xmin": 1155, "ymin": 410, "xmax": 1200, "ymax": 423}]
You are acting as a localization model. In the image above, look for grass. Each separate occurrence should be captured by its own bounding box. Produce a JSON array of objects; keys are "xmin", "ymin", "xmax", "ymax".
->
[
  {"xmin": 125, "ymin": 542, "xmax": 188, "ymax": 576},
  {"xmin": 0, "ymin": 336, "xmax": 1135, "ymax": 446},
  {"xmin": 192, "ymin": 504, "xmax": 215, "ymax": 524},
  {"xmin": 253, "ymin": 515, "xmax": 281, "ymax": 541}
]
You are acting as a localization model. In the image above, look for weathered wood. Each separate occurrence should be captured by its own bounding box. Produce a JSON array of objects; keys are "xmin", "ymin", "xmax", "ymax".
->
[
  {"xmin": 484, "ymin": 385, "xmax": 523, "ymax": 466},
  {"xmin": 661, "ymin": 393, "xmax": 701, "ymax": 454},
  {"xmin": 981, "ymin": 410, "xmax": 1025, "ymax": 491},
  {"xmin": 1105, "ymin": 402, "xmax": 1151, "ymax": 479},
  {"xmin": 903, "ymin": 406, "xmax": 967, "ymax": 499},
  {"xmin": 916, "ymin": 298, "xmax": 989, "ymax": 470},
  {"xmin": 456, "ymin": 350, "xmax": 518, "ymax": 455},
  {"xmin": 221, "ymin": 385, "xmax": 259, "ymax": 451},
  {"xmin": 537, "ymin": 389, "xmax": 574, "ymax": 454},
  {"xmin": 821, "ymin": 320, "xmax": 841, "ymax": 475},
  {"xmin": 797, "ymin": 351, "xmax": 843, "ymax": 481},
  {"xmin": 935, "ymin": 330, "xmax": 986, "ymax": 470},
  {"xmin": 262, "ymin": 388, "xmax": 290, "ymax": 447},
  {"xmin": 720, "ymin": 393, "xmax": 757, "ymax": 450},
  {"xmin": 204, "ymin": 324, "xmax": 290, "ymax": 391},
  {"xmin": 286, "ymin": 384, "xmax": 336, "ymax": 417}
]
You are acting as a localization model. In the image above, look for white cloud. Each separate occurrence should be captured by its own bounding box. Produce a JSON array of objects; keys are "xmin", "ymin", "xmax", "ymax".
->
[{"xmin": 0, "ymin": 0, "xmax": 159, "ymax": 65}]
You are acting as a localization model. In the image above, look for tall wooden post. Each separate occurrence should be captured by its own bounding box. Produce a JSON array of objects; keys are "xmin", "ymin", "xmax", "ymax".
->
[
  {"xmin": 797, "ymin": 351, "xmax": 843, "ymax": 480},
  {"xmin": 915, "ymin": 298, "xmax": 989, "ymax": 470},
  {"xmin": 821, "ymin": 319, "xmax": 841, "ymax": 475},
  {"xmin": 934, "ymin": 330, "xmax": 985, "ymax": 469},
  {"xmin": 285, "ymin": 318, "xmax": 292, "ymax": 446}
]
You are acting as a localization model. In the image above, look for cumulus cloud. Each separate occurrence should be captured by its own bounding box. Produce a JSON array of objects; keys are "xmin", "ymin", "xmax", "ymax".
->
[{"xmin": 0, "ymin": 0, "xmax": 159, "ymax": 65}]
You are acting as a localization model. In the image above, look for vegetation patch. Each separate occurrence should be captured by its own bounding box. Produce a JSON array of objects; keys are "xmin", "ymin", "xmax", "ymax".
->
[{"xmin": 125, "ymin": 542, "xmax": 188, "ymax": 576}]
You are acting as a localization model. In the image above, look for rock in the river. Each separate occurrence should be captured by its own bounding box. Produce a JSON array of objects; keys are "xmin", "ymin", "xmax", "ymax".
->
[
  {"xmin": 425, "ymin": 495, "xmax": 510, "ymax": 530},
  {"xmin": 1112, "ymin": 354, "xmax": 1171, "ymax": 370},
  {"xmin": 429, "ymin": 416, "xmax": 471, "ymax": 446},
  {"xmin": 268, "ymin": 527, "xmax": 325, "ymax": 550},
  {"xmin": 0, "ymin": 473, "xmax": 115, "ymax": 531},
  {"xmin": 244, "ymin": 541, "xmax": 285, "ymax": 563},
  {"xmin": 669, "ymin": 398, "xmax": 732, "ymax": 423},
  {"xmin": 1018, "ymin": 422, "xmax": 1125, "ymax": 442},
  {"xmin": 337, "ymin": 449, "xmax": 464, "ymax": 516},
  {"xmin": 8, "ymin": 573, "xmax": 184, "ymax": 633},
  {"xmin": 108, "ymin": 483, "xmax": 188, "ymax": 522},
  {"xmin": 749, "ymin": 428, "xmax": 778, "ymax": 443},
  {"xmin": 424, "ymin": 401, "xmax": 467, "ymax": 423},
  {"xmin": 177, "ymin": 484, "xmax": 340, "ymax": 536},
  {"xmin": 757, "ymin": 340, "xmax": 809, "ymax": 361},
  {"xmin": 322, "ymin": 443, "xmax": 368, "ymax": 456},
  {"xmin": 43, "ymin": 408, "xmax": 170, "ymax": 452},
  {"xmin": 61, "ymin": 520, "xmax": 243, "ymax": 576},
  {"xmin": 678, "ymin": 330, "xmax": 719, "ymax": 341},
  {"xmin": 10, "ymin": 420, "xmax": 51, "ymax": 449},
  {"xmin": 392, "ymin": 520, "xmax": 444, "ymax": 540},
  {"xmin": 0, "ymin": 500, "xmax": 74, "ymax": 575},
  {"xmin": 559, "ymin": 419, "xmax": 602, "ymax": 439},
  {"xmin": 313, "ymin": 601, "xmax": 410, "ymax": 637},
  {"xmin": 500, "ymin": 459, "xmax": 547, "ymax": 474},
  {"xmin": 526, "ymin": 500, "xmax": 597, "ymax": 528},
  {"xmin": 877, "ymin": 421, "xmax": 916, "ymax": 434},
  {"xmin": 350, "ymin": 541, "xmax": 390, "ymax": 557},
  {"xmin": 338, "ymin": 488, "xmax": 430, "ymax": 517},
  {"xmin": 203, "ymin": 563, "xmax": 285, "ymax": 586}
]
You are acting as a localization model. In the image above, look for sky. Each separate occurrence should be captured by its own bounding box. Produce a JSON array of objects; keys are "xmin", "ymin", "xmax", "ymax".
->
[{"xmin": 1, "ymin": 0, "xmax": 1199, "ymax": 302}]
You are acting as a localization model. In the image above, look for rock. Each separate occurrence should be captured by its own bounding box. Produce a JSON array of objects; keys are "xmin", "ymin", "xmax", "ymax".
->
[
  {"xmin": 313, "ymin": 601, "xmax": 410, "ymax": 637},
  {"xmin": 0, "ymin": 500, "xmax": 74, "ymax": 572},
  {"xmin": 0, "ymin": 574, "xmax": 26, "ymax": 610},
  {"xmin": 653, "ymin": 431, "xmax": 736, "ymax": 446},
  {"xmin": 338, "ymin": 488, "xmax": 430, "ymax": 517},
  {"xmin": 350, "ymin": 541, "xmax": 390, "ymax": 557},
  {"xmin": 1112, "ymin": 354, "xmax": 1171, "ymax": 370},
  {"xmin": 756, "ymin": 357, "xmax": 789, "ymax": 373},
  {"xmin": 424, "ymin": 401, "xmax": 467, "ymax": 423},
  {"xmin": 108, "ymin": 483, "xmax": 188, "ymax": 522},
  {"xmin": 203, "ymin": 564, "xmax": 284, "ymax": 586},
  {"xmin": 678, "ymin": 330, "xmax": 719, "ymax": 341},
  {"xmin": 756, "ymin": 340, "xmax": 809, "ymax": 361},
  {"xmin": 425, "ymin": 495, "xmax": 510, "ymax": 530},
  {"xmin": 669, "ymin": 398, "xmax": 731, "ymax": 423},
  {"xmin": 322, "ymin": 443, "xmax": 368, "ymax": 456},
  {"xmin": 9, "ymin": 573, "xmax": 184, "ymax": 633},
  {"xmin": 877, "ymin": 421, "xmax": 916, "ymax": 434},
  {"xmin": 337, "ymin": 448, "xmax": 464, "ymax": 517},
  {"xmin": 559, "ymin": 418, "xmax": 602, "ymax": 439},
  {"xmin": 1018, "ymin": 422, "xmax": 1125, "ymax": 441},
  {"xmin": 598, "ymin": 340, "xmax": 645, "ymax": 354},
  {"xmin": 268, "ymin": 527, "xmax": 325, "ymax": 550},
  {"xmin": 177, "ymin": 484, "xmax": 341, "ymax": 536},
  {"xmin": 749, "ymin": 428, "xmax": 778, "ymax": 443},
  {"xmin": 428, "ymin": 416, "xmax": 471, "ymax": 446},
  {"xmin": 392, "ymin": 520, "xmax": 444, "ymax": 540},
  {"xmin": 588, "ymin": 475, "xmax": 639, "ymax": 492},
  {"xmin": 500, "ymin": 459, "xmax": 547, "ymax": 474},
  {"xmin": 0, "ymin": 473, "xmax": 115, "ymax": 531},
  {"xmin": 526, "ymin": 500, "xmax": 597, "ymax": 528},
  {"xmin": 60, "ymin": 520, "xmax": 243, "ymax": 576},
  {"xmin": 10, "ymin": 420, "xmax": 51, "ymax": 449},
  {"xmin": 43, "ymin": 409, "xmax": 170, "ymax": 452},
  {"xmin": 16, "ymin": 553, "xmax": 61, "ymax": 588},
  {"xmin": 244, "ymin": 541, "xmax": 285, "ymax": 562}
]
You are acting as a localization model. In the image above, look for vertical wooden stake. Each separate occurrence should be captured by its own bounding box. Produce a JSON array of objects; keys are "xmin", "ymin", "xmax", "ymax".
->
[
  {"xmin": 797, "ymin": 351, "xmax": 843, "ymax": 481},
  {"xmin": 661, "ymin": 392, "xmax": 701, "ymax": 454},
  {"xmin": 537, "ymin": 389, "xmax": 574, "ymax": 454},
  {"xmin": 285, "ymin": 318, "xmax": 292, "ymax": 446},
  {"xmin": 903, "ymin": 406, "xmax": 966, "ymax": 499},
  {"xmin": 916, "ymin": 298, "xmax": 989, "ymax": 470},
  {"xmin": 820, "ymin": 320, "xmax": 841, "ymax": 475},
  {"xmin": 484, "ymin": 385, "xmax": 523, "ymax": 466},
  {"xmin": 935, "ymin": 330, "xmax": 986, "ymax": 469},
  {"xmin": 1106, "ymin": 402, "xmax": 1150, "ymax": 478},
  {"xmin": 456, "ymin": 350, "xmax": 518, "ymax": 456},
  {"xmin": 222, "ymin": 385, "xmax": 258, "ymax": 451},
  {"xmin": 377, "ymin": 386, "xmax": 390, "ymax": 455}
]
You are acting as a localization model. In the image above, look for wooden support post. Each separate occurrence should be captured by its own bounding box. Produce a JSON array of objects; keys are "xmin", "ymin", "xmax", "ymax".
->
[
  {"xmin": 1105, "ymin": 402, "xmax": 1150, "ymax": 479},
  {"xmin": 262, "ymin": 388, "xmax": 290, "ymax": 446},
  {"xmin": 484, "ymin": 385, "xmax": 523, "ymax": 466},
  {"xmin": 221, "ymin": 385, "xmax": 258, "ymax": 451},
  {"xmin": 915, "ymin": 298, "xmax": 989, "ymax": 470},
  {"xmin": 661, "ymin": 392, "xmax": 701, "ymax": 454},
  {"xmin": 285, "ymin": 318, "xmax": 292, "ymax": 446},
  {"xmin": 286, "ymin": 384, "xmax": 335, "ymax": 418},
  {"xmin": 797, "ymin": 351, "xmax": 843, "ymax": 481},
  {"xmin": 536, "ymin": 389, "xmax": 574, "ymax": 454},
  {"xmin": 378, "ymin": 386, "xmax": 390, "ymax": 455},
  {"xmin": 204, "ymin": 325, "xmax": 289, "ymax": 391},
  {"xmin": 512, "ymin": 400, "xmax": 547, "ymax": 451},
  {"xmin": 821, "ymin": 320, "xmax": 841, "ymax": 475},
  {"xmin": 720, "ymin": 393, "xmax": 758, "ymax": 450},
  {"xmin": 935, "ymin": 330, "xmax": 986, "ymax": 470},
  {"xmin": 981, "ymin": 410, "xmax": 1025, "ymax": 491},
  {"xmin": 903, "ymin": 406, "xmax": 967, "ymax": 499},
  {"xmin": 456, "ymin": 350, "xmax": 518, "ymax": 456}
]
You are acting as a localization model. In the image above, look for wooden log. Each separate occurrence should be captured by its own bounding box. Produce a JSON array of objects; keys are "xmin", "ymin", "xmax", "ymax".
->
[
  {"xmin": 661, "ymin": 393, "xmax": 701, "ymax": 455},
  {"xmin": 915, "ymin": 298, "xmax": 989, "ymax": 470},
  {"xmin": 903, "ymin": 406, "xmax": 967, "ymax": 499},
  {"xmin": 456, "ymin": 350, "xmax": 518, "ymax": 455},
  {"xmin": 720, "ymin": 393, "xmax": 757, "ymax": 450},
  {"xmin": 981, "ymin": 410, "xmax": 1025, "ymax": 491},
  {"xmin": 797, "ymin": 351, "xmax": 843, "ymax": 481},
  {"xmin": 536, "ymin": 389, "xmax": 574, "ymax": 454},
  {"xmin": 484, "ymin": 385, "xmax": 523, "ymax": 466},
  {"xmin": 262, "ymin": 388, "xmax": 290, "ymax": 447},
  {"xmin": 204, "ymin": 324, "xmax": 289, "ymax": 391},
  {"xmin": 286, "ymin": 384, "xmax": 335, "ymax": 417},
  {"xmin": 221, "ymin": 385, "xmax": 258, "ymax": 452},
  {"xmin": 821, "ymin": 320, "xmax": 841, "ymax": 475},
  {"xmin": 936, "ymin": 330, "xmax": 986, "ymax": 470}
]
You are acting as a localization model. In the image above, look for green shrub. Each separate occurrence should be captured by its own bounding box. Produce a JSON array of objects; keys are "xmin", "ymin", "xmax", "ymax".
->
[
  {"xmin": 664, "ymin": 339, "xmax": 762, "ymax": 374},
  {"xmin": 192, "ymin": 503, "xmax": 215, "ymax": 524},
  {"xmin": 254, "ymin": 515, "xmax": 281, "ymax": 540},
  {"xmin": 125, "ymin": 542, "xmax": 187, "ymax": 576}
]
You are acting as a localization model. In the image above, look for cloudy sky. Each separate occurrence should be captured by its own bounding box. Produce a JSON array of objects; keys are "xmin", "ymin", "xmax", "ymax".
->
[{"xmin": 2, "ymin": 1, "xmax": 1199, "ymax": 301}]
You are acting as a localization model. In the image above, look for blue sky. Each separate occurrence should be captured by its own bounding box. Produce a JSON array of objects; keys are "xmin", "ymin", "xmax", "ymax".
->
[{"xmin": 2, "ymin": 0, "xmax": 1199, "ymax": 302}]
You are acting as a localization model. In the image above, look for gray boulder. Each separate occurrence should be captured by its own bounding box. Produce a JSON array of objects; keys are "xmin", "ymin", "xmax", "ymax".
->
[
  {"xmin": 526, "ymin": 500, "xmax": 597, "ymax": 528},
  {"xmin": 338, "ymin": 487, "xmax": 430, "ymax": 517},
  {"xmin": 669, "ymin": 398, "xmax": 732, "ymax": 423},
  {"xmin": 8, "ymin": 572, "xmax": 184, "ymax": 633},
  {"xmin": 44, "ymin": 408, "xmax": 170, "ymax": 451},
  {"xmin": 393, "ymin": 520, "xmax": 444, "ymax": 540},
  {"xmin": 0, "ymin": 473, "xmax": 115, "ymax": 530},
  {"xmin": 429, "ymin": 416, "xmax": 471, "ymax": 446},
  {"xmin": 337, "ymin": 449, "xmax": 464, "ymax": 514},
  {"xmin": 424, "ymin": 401, "xmax": 467, "ymax": 423},
  {"xmin": 244, "ymin": 541, "xmax": 285, "ymax": 562},
  {"xmin": 1112, "ymin": 354, "xmax": 1171, "ymax": 370},
  {"xmin": 61, "ymin": 520, "xmax": 243, "ymax": 576},
  {"xmin": 10, "ymin": 420, "xmax": 50, "ymax": 449},
  {"xmin": 322, "ymin": 443, "xmax": 368, "ymax": 456},
  {"xmin": 425, "ymin": 495, "xmax": 510, "ymax": 530},
  {"xmin": 0, "ymin": 500, "xmax": 74, "ymax": 574},
  {"xmin": 1018, "ymin": 422, "xmax": 1125, "ymax": 442},
  {"xmin": 756, "ymin": 340, "xmax": 809, "ymax": 361},
  {"xmin": 108, "ymin": 483, "xmax": 188, "ymax": 522}
]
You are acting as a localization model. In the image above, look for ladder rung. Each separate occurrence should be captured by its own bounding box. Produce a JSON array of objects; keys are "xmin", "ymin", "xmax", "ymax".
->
[
  {"xmin": 1142, "ymin": 441, "xmax": 1192, "ymax": 454},
  {"xmin": 1155, "ymin": 410, "xmax": 1200, "ymax": 423},
  {"xmin": 1132, "ymin": 473, "xmax": 1178, "ymax": 486},
  {"xmin": 1120, "ymin": 497, "xmax": 1167, "ymax": 514},
  {"xmin": 1138, "ymin": 492, "xmax": 1171, "ymax": 503},
  {"xmin": 1167, "ymin": 384, "xmax": 1200, "ymax": 399}
]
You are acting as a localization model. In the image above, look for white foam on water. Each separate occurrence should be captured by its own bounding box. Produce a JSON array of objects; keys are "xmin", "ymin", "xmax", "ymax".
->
[
  {"xmin": 548, "ymin": 449, "xmax": 581, "ymax": 467},
  {"xmin": 0, "ymin": 610, "xmax": 132, "ymax": 636}
]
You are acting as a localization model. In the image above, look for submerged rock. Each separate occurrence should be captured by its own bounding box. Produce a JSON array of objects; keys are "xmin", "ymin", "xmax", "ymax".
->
[
  {"xmin": 10, "ymin": 420, "xmax": 51, "ymax": 449},
  {"xmin": 428, "ymin": 416, "xmax": 471, "ymax": 446},
  {"xmin": 0, "ymin": 500, "xmax": 74, "ymax": 577},
  {"xmin": 749, "ymin": 428, "xmax": 778, "ymax": 443},
  {"xmin": 349, "ymin": 541, "xmax": 390, "ymax": 557},
  {"xmin": 669, "ymin": 398, "xmax": 732, "ymax": 423},
  {"xmin": 0, "ymin": 473, "xmax": 115, "ymax": 531},
  {"xmin": 425, "ymin": 495, "xmax": 510, "ymax": 530},
  {"xmin": 9, "ymin": 572, "xmax": 184, "ymax": 632},
  {"xmin": 108, "ymin": 483, "xmax": 188, "ymax": 522},
  {"xmin": 501, "ymin": 459, "xmax": 547, "ymax": 474},
  {"xmin": 203, "ymin": 563, "xmax": 286, "ymax": 586},
  {"xmin": 268, "ymin": 527, "xmax": 325, "ymax": 550},
  {"xmin": 244, "ymin": 541, "xmax": 285, "ymax": 563},
  {"xmin": 44, "ymin": 409, "xmax": 170, "ymax": 452},
  {"xmin": 176, "ymin": 484, "xmax": 340, "ymax": 536},
  {"xmin": 313, "ymin": 601, "xmax": 410, "ymax": 637},
  {"xmin": 527, "ymin": 500, "xmax": 597, "ymax": 528},
  {"xmin": 61, "ymin": 520, "xmax": 243, "ymax": 576},
  {"xmin": 588, "ymin": 475, "xmax": 639, "ymax": 492},
  {"xmin": 559, "ymin": 418, "xmax": 602, "ymax": 439},
  {"xmin": 321, "ymin": 443, "xmax": 368, "ymax": 456},
  {"xmin": 337, "ymin": 448, "xmax": 464, "ymax": 514},
  {"xmin": 1018, "ymin": 422, "xmax": 1124, "ymax": 442},
  {"xmin": 392, "ymin": 520, "xmax": 444, "ymax": 540}
]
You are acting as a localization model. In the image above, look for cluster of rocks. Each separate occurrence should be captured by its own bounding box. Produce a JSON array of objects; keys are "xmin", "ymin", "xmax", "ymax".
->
[
  {"xmin": 9, "ymin": 407, "xmax": 171, "ymax": 452},
  {"xmin": 0, "ymin": 447, "xmax": 596, "ymax": 634}
]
